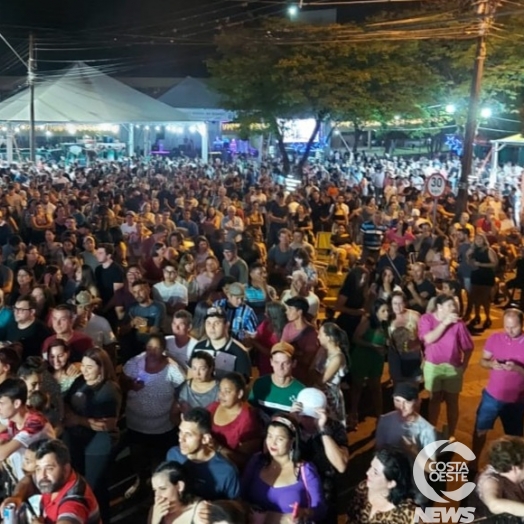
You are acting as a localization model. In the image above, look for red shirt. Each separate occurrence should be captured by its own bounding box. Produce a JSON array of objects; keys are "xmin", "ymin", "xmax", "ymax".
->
[
  {"xmin": 254, "ymin": 319, "xmax": 279, "ymax": 376},
  {"xmin": 41, "ymin": 470, "xmax": 100, "ymax": 523},
  {"xmin": 42, "ymin": 332, "xmax": 94, "ymax": 362},
  {"xmin": 207, "ymin": 401, "xmax": 261, "ymax": 451}
]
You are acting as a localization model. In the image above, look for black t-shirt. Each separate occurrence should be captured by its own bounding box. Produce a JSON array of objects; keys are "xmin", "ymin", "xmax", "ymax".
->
[
  {"xmin": 95, "ymin": 262, "xmax": 125, "ymax": 305},
  {"xmin": 0, "ymin": 319, "xmax": 52, "ymax": 359},
  {"xmin": 66, "ymin": 377, "xmax": 122, "ymax": 439},
  {"xmin": 267, "ymin": 201, "xmax": 288, "ymax": 224},
  {"xmin": 193, "ymin": 338, "xmax": 252, "ymax": 380},
  {"xmin": 330, "ymin": 233, "xmax": 351, "ymax": 247},
  {"xmin": 300, "ymin": 419, "xmax": 348, "ymax": 477},
  {"xmin": 404, "ymin": 279, "xmax": 436, "ymax": 314}
]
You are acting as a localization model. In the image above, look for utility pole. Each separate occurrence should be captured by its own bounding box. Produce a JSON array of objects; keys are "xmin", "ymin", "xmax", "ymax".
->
[
  {"xmin": 28, "ymin": 33, "xmax": 36, "ymax": 163},
  {"xmin": 456, "ymin": 0, "xmax": 498, "ymax": 215}
]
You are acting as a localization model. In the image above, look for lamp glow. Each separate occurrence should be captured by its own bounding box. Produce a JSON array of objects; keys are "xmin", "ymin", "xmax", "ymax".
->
[
  {"xmin": 288, "ymin": 4, "xmax": 298, "ymax": 17},
  {"xmin": 445, "ymin": 104, "xmax": 456, "ymax": 114},
  {"xmin": 481, "ymin": 107, "xmax": 492, "ymax": 118}
]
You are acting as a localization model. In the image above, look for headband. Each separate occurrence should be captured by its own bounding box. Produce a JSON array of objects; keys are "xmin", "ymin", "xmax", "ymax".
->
[{"xmin": 271, "ymin": 416, "xmax": 296, "ymax": 434}]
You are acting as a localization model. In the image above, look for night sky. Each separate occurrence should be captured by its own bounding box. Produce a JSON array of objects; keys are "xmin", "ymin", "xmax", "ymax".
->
[{"xmin": 0, "ymin": 0, "xmax": 404, "ymax": 77}]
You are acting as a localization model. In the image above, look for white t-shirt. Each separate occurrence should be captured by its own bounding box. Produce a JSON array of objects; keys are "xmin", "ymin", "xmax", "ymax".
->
[
  {"xmin": 123, "ymin": 353, "xmax": 185, "ymax": 434},
  {"xmin": 153, "ymin": 282, "xmax": 189, "ymax": 307},
  {"xmin": 165, "ymin": 335, "xmax": 198, "ymax": 371},
  {"xmin": 280, "ymin": 290, "xmax": 320, "ymax": 319},
  {"xmin": 120, "ymin": 223, "xmax": 138, "ymax": 236},
  {"xmin": 80, "ymin": 314, "xmax": 117, "ymax": 346}
]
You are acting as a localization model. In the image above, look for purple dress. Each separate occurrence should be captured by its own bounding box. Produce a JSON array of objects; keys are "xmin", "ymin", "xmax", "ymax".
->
[{"xmin": 241, "ymin": 453, "xmax": 326, "ymax": 521}]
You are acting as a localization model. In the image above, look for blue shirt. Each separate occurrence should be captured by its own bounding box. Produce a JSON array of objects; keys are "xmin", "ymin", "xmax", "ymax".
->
[
  {"xmin": 213, "ymin": 298, "xmax": 258, "ymax": 340},
  {"xmin": 177, "ymin": 219, "xmax": 199, "ymax": 238},
  {"xmin": 0, "ymin": 307, "xmax": 13, "ymax": 331},
  {"xmin": 166, "ymin": 446, "xmax": 240, "ymax": 500}
]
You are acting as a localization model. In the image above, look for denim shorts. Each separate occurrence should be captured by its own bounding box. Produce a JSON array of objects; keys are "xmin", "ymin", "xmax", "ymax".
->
[{"xmin": 475, "ymin": 389, "xmax": 524, "ymax": 435}]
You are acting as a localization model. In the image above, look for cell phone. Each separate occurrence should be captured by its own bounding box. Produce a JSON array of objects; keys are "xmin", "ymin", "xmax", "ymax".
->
[{"xmin": 292, "ymin": 502, "xmax": 299, "ymax": 519}]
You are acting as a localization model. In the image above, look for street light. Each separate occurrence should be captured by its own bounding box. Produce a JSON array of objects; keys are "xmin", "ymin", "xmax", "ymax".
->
[
  {"xmin": 480, "ymin": 107, "xmax": 492, "ymax": 118},
  {"xmin": 445, "ymin": 104, "xmax": 456, "ymax": 114},
  {"xmin": 288, "ymin": 4, "xmax": 299, "ymax": 17}
]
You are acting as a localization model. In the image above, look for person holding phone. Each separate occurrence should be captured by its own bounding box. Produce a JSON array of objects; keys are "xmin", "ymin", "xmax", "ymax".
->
[{"xmin": 472, "ymin": 309, "xmax": 524, "ymax": 471}]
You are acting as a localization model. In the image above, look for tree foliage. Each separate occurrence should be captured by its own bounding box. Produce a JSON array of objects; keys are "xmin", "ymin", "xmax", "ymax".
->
[
  {"xmin": 208, "ymin": 0, "xmax": 524, "ymax": 167},
  {"xmin": 208, "ymin": 18, "xmax": 440, "ymax": 170}
]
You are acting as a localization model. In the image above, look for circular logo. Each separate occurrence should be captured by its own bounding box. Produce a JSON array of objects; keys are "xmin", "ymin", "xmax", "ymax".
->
[{"xmin": 413, "ymin": 440, "xmax": 476, "ymax": 503}]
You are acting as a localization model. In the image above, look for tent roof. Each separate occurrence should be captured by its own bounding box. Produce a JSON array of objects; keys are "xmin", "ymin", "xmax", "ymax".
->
[
  {"xmin": 0, "ymin": 63, "xmax": 192, "ymax": 123},
  {"xmin": 159, "ymin": 77, "xmax": 222, "ymax": 109},
  {"xmin": 492, "ymin": 133, "xmax": 524, "ymax": 146}
]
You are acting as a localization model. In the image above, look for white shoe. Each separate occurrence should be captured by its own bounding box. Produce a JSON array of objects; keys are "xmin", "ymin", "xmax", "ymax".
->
[{"xmin": 124, "ymin": 477, "xmax": 141, "ymax": 499}]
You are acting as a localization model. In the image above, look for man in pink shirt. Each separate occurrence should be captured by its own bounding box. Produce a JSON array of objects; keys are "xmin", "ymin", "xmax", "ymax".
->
[
  {"xmin": 418, "ymin": 294, "xmax": 473, "ymax": 439},
  {"xmin": 472, "ymin": 309, "xmax": 524, "ymax": 469}
]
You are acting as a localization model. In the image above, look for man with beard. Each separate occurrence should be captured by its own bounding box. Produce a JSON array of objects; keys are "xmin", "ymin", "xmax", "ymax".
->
[{"xmin": 1, "ymin": 439, "xmax": 100, "ymax": 523}]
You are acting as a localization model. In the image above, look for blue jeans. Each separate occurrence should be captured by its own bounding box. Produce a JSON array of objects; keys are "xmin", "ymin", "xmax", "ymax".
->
[{"xmin": 475, "ymin": 389, "xmax": 524, "ymax": 435}]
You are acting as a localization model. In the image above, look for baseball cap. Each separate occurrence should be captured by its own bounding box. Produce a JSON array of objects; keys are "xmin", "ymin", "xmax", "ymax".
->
[
  {"xmin": 393, "ymin": 382, "xmax": 419, "ymax": 402},
  {"xmin": 75, "ymin": 290, "xmax": 101, "ymax": 307},
  {"xmin": 227, "ymin": 282, "xmax": 245, "ymax": 297},
  {"xmin": 222, "ymin": 242, "xmax": 237, "ymax": 253},
  {"xmin": 270, "ymin": 342, "xmax": 295, "ymax": 359},
  {"xmin": 411, "ymin": 209, "xmax": 421, "ymax": 217},
  {"xmin": 296, "ymin": 388, "xmax": 328, "ymax": 418},
  {"xmin": 204, "ymin": 307, "xmax": 227, "ymax": 321}
]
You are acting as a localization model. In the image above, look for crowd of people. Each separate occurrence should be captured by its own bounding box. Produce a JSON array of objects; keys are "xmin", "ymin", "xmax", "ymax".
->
[{"xmin": 0, "ymin": 153, "xmax": 520, "ymax": 523}]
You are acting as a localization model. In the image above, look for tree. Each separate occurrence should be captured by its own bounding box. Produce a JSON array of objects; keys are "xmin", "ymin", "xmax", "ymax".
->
[{"xmin": 208, "ymin": 18, "xmax": 441, "ymax": 171}]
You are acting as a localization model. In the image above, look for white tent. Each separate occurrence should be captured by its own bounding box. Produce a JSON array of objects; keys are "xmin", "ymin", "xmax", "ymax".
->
[
  {"xmin": 159, "ymin": 77, "xmax": 233, "ymax": 122},
  {"xmin": 0, "ymin": 62, "xmax": 191, "ymax": 124},
  {"xmin": 159, "ymin": 77, "xmax": 236, "ymax": 162},
  {"xmin": 490, "ymin": 134, "xmax": 524, "ymax": 187}
]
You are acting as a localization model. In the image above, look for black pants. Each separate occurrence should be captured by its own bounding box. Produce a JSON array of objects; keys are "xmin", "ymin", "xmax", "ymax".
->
[
  {"xmin": 125, "ymin": 428, "xmax": 178, "ymax": 479},
  {"xmin": 62, "ymin": 428, "xmax": 115, "ymax": 524}
]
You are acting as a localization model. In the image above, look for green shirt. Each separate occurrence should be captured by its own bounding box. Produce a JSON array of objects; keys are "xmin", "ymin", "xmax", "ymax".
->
[{"xmin": 248, "ymin": 374, "xmax": 305, "ymax": 418}]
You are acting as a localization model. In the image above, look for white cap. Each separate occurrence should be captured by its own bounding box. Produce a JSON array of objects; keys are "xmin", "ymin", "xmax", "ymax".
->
[{"xmin": 296, "ymin": 388, "xmax": 327, "ymax": 418}]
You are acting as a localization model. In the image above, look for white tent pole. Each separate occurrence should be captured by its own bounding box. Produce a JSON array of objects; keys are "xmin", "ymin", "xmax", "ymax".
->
[
  {"xmin": 128, "ymin": 124, "xmax": 135, "ymax": 157},
  {"xmin": 6, "ymin": 126, "xmax": 13, "ymax": 164},
  {"xmin": 489, "ymin": 144, "xmax": 499, "ymax": 188},
  {"xmin": 200, "ymin": 122, "xmax": 208, "ymax": 163}
]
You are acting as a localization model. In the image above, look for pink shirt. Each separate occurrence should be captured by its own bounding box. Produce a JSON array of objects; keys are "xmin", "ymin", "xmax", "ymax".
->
[
  {"xmin": 418, "ymin": 314, "xmax": 473, "ymax": 368},
  {"xmin": 485, "ymin": 332, "xmax": 524, "ymax": 403}
]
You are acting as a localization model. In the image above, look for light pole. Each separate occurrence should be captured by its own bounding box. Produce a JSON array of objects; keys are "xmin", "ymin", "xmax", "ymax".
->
[{"xmin": 456, "ymin": 0, "xmax": 498, "ymax": 216}]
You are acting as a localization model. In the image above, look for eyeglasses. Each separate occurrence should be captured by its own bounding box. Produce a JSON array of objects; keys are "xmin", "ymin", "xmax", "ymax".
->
[
  {"xmin": 164, "ymin": 269, "xmax": 177, "ymax": 274},
  {"xmin": 13, "ymin": 307, "xmax": 32, "ymax": 312}
]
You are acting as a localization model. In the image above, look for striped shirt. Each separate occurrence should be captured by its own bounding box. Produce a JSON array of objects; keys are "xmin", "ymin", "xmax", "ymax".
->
[{"xmin": 360, "ymin": 220, "xmax": 387, "ymax": 251}]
